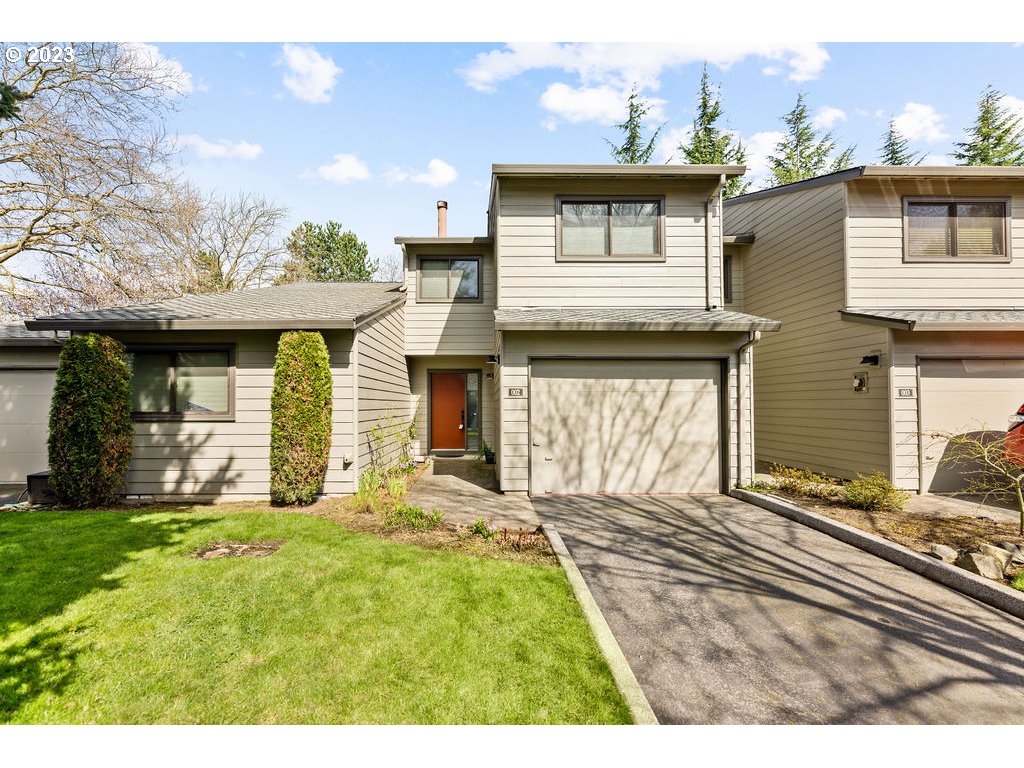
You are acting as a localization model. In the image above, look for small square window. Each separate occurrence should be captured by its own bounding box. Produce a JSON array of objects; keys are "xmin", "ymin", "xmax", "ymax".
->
[
  {"xmin": 905, "ymin": 198, "xmax": 1010, "ymax": 262},
  {"xmin": 417, "ymin": 258, "xmax": 482, "ymax": 301},
  {"xmin": 557, "ymin": 198, "xmax": 664, "ymax": 261}
]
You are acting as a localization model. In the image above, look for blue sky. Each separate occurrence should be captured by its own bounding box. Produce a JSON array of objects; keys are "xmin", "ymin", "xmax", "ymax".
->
[{"xmin": 130, "ymin": 42, "xmax": 1024, "ymax": 266}]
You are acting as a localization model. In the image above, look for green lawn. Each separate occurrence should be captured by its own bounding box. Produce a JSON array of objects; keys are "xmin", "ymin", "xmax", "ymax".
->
[{"xmin": 0, "ymin": 507, "xmax": 630, "ymax": 724}]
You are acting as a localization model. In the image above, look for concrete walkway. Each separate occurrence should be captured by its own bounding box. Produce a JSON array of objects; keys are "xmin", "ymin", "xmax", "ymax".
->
[
  {"xmin": 406, "ymin": 457, "xmax": 539, "ymax": 529},
  {"xmin": 535, "ymin": 494, "xmax": 1024, "ymax": 724}
]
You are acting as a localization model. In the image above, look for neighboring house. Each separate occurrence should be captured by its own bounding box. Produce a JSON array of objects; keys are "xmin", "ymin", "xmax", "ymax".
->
[
  {"xmin": 0, "ymin": 325, "xmax": 62, "ymax": 484},
  {"xmin": 724, "ymin": 165, "xmax": 1024, "ymax": 494},
  {"xmin": 24, "ymin": 282, "xmax": 407, "ymax": 500},
  {"xmin": 11, "ymin": 163, "xmax": 782, "ymax": 500}
]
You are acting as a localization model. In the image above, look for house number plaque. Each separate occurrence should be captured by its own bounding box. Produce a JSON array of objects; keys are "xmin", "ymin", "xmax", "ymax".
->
[
  {"xmin": 897, "ymin": 388, "xmax": 914, "ymax": 398},
  {"xmin": 507, "ymin": 387, "xmax": 525, "ymax": 397}
]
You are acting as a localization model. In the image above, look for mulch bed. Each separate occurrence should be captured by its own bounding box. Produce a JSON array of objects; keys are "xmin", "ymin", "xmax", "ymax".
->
[
  {"xmin": 191, "ymin": 540, "xmax": 284, "ymax": 560},
  {"xmin": 767, "ymin": 489, "xmax": 1024, "ymax": 584}
]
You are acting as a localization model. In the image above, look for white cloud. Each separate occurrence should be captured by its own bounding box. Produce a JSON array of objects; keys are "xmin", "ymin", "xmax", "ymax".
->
[
  {"xmin": 459, "ymin": 42, "xmax": 830, "ymax": 93},
  {"xmin": 121, "ymin": 42, "xmax": 193, "ymax": 95},
  {"xmin": 657, "ymin": 126, "xmax": 693, "ymax": 164},
  {"xmin": 921, "ymin": 152, "xmax": 952, "ymax": 166},
  {"xmin": 1003, "ymin": 94, "xmax": 1024, "ymax": 120},
  {"xmin": 178, "ymin": 134, "xmax": 263, "ymax": 160},
  {"xmin": 386, "ymin": 158, "xmax": 458, "ymax": 188},
  {"xmin": 812, "ymin": 106, "xmax": 847, "ymax": 130},
  {"xmin": 541, "ymin": 116, "xmax": 559, "ymax": 132},
  {"xmin": 280, "ymin": 43, "xmax": 342, "ymax": 104},
  {"xmin": 761, "ymin": 65, "xmax": 782, "ymax": 76},
  {"xmin": 893, "ymin": 102, "xmax": 949, "ymax": 143},
  {"xmin": 312, "ymin": 153, "xmax": 370, "ymax": 184},
  {"xmin": 539, "ymin": 82, "xmax": 665, "ymax": 125},
  {"xmin": 742, "ymin": 130, "xmax": 787, "ymax": 188}
]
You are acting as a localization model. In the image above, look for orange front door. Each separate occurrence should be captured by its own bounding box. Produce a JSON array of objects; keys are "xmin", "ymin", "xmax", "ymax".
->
[{"xmin": 430, "ymin": 372, "xmax": 466, "ymax": 450}]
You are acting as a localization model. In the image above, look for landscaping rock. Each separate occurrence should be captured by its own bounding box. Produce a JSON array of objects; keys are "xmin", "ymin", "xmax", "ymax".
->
[
  {"xmin": 954, "ymin": 551, "xmax": 1004, "ymax": 581},
  {"xmin": 980, "ymin": 543, "xmax": 1013, "ymax": 572},
  {"xmin": 928, "ymin": 543, "xmax": 958, "ymax": 563},
  {"xmin": 997, "ymin": 542, "xmax": 1024, "ymax": 563}
]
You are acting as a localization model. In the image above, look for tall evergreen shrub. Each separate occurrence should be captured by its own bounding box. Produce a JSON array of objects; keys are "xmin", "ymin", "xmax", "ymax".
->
[
  {"xmin": 48, "ymin": 333, "xmax": 134, "ymax": 507},
  {"xmin": 270, "ymin": 331, "xmax": 333, "ymax": 504}
]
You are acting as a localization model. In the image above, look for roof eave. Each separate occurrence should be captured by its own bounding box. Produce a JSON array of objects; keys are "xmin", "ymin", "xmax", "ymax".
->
[
  {"xmin": 24, "ymin": 318, "xmax": 363, "ymax": 332},
  {"xmin": 839, "ymin": 310, "xmax": 914, "ymax": 330},
  {"xmin": 393, "ymin": 236, "xmax": 493, "ymax": 246},
  {"xmin": 494, "ymin": 320, "xmax": 782, "ymax": 332},
  {"xmin": 491, "ymin": 163, "xmax": 747, "ymax": 179}
]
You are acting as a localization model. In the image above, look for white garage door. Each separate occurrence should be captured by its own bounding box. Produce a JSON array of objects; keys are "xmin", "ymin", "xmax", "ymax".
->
[
  {"xmin": 0, "ymin": 369, "xmax": 56, "ymax": 483},
  {"xmin": 529, "ymin": 359, "xmax": 722, "ymax": 495},
  {"xmin": 920, "ymin": 358, "xmax": 1024, "ymax": 493}
]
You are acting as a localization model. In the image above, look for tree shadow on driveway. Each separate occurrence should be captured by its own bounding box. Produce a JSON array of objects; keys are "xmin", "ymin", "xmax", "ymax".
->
[{"xmin": 536, "ymin": 494, "xmax": 1024, "ymax": 724}]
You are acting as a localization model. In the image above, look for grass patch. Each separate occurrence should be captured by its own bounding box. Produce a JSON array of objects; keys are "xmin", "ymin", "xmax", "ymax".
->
[
  {"xmin": 381, "ymin": 503, "xmax": 444, "ymax": 531},
  {"xmin": 0, "ymin": 506, "xmax": 629, "ymax": 724},
  {"xmin": 1012, "ymin": 573, "xmax": 1024, "ymax": 592}
]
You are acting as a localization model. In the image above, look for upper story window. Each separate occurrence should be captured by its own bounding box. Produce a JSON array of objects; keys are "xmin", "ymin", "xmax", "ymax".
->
[
  {"xmin": 128, "ymin": 346, "xmax": 234, "ymax": 421},
  {"xmin": 418, "ymin": 257, "xmax": 481, "ymax": 302},
  {"xmin": 556, "ymin": 196, "xmax": 665, "ymax": 262},
  {"xmin": 904, "ymin": 197, "xmax": 1011, "ymax": 262}
]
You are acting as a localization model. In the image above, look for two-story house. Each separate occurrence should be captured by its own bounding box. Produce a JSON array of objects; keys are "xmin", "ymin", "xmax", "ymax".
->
[
  {"xmin": 399, "ymin": 164, "xmax": 780, "ymax": 496},
  {"xmin": 12, "ymin": 163, "xmax": 781, "ymax": 500},
  {"xmin": 724, "ymin": 165, "xmax": 1024, "ymax": 495}
]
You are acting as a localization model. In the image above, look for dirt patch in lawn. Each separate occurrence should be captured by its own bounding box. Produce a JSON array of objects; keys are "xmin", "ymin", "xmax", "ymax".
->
[
  {"xmin": 767, "ymin": 489, "xmax": 1024, "ymax": 584},
  {"xmin": 191, "ymin": 540, "xmax": 284, "ymax": 560},
  {"xmin": 306, "ymin": 499, "xmax": 556, "ymax": 568}
]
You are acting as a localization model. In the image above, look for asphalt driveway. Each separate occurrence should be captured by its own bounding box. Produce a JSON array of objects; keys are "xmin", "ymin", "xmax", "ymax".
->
[{"xmin": 535, "ymin": 494, "xmax": 1024, "ymax": 724}]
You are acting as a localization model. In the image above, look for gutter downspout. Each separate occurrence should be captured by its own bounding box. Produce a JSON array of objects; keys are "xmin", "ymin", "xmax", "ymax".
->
[
  {"xmin": 737, "ymin": 330, "xmax": 761, "ymax": 488},
  {"xmin": 705, "ymin": 173, "xmax": 726, "ymax": 311}
]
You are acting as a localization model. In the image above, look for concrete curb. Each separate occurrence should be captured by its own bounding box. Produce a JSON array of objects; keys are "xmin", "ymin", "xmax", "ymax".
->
[
  {"xmin": 541, "ymin": 523, "xmax": 659, "ymax": 725},
  {"xmin": 731, "ymin": 488, "xmax": 1024, "ymax": 621}
]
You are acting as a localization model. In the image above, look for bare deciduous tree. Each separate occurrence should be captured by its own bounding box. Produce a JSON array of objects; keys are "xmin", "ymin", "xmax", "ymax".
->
[
  {"xmin": 1, "ymin": 42, "xmax": 188, "ymax": 307},
  {"xmin": 925, "ymin": 428, "xmax": 1024, "ymax": 535}
]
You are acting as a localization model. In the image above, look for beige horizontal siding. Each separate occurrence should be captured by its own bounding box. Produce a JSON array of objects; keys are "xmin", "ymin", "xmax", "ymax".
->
[
  {"xmin": 727, "ymin": 183, "xmax": 890, "ymax": 480},
  {"xmin": 109, "ymin": 329, "xmax": 356, "ymax": 500},
  {"xmin": 407, "ymin": 355, "xmax": 496, "ymax": 458},
  {"xmin": 356, "ymin": 305, "xmax": 412, "ymax": 476},
  {"xmin": 497, "ymin": 330, "xmax": 750, "ymax": 493},
  {"xmin": 847, "ymin": 178, "xmax": 1024, "ymax": 308},
  {"xmin": 404, "ymin": 245, "xmax": 495, "ymax": 355},
  {"xmin": 496, "ymin": 177, "xmax": 720, "ymax": 308}
]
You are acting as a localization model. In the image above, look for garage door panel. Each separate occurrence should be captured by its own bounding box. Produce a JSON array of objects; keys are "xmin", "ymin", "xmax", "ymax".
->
[
  {"xmin": 530, "ymin": 359, "xmax": 721, "ymax": 495},
  {"xmin": 0, "ymin": 369, "xmax": 56, "ymax": 483},
  {"xmin": 920, "ymin": 358, "xmax": 1024, "ymax": 494}
]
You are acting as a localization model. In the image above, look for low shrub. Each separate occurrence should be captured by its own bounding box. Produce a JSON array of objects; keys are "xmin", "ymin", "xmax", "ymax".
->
[
  {"xmin": 351, "ymin": 466, "xmax": 386, "ymax": 514},
  {"xmin": 383, "ymin": 503, "xmax": 444, "ymax": 530},
  {"xmin": 768, "ymin": 464, "xmax": 843, "ymax": 500},
  {"xmin": 386, "ymin": 475, "xmax": 407, "ymax": 500},
  {"xmin": 48, "ymin": 333, "xmax": 134, "ymax": 508},
  {"xmin": 471, "ymin": 518, "xmax": 498, "ymax": 539},
  {"xmin": 842, "ymin": 472, "xmax": 910, "ymax": 512},
  {"xmin": 1012, "ymin": 573, "xmax": 1024, "ymax": 593}
]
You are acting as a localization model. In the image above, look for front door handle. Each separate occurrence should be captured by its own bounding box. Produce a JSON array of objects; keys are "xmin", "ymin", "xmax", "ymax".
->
[{"xmin": 459, "ymin": 409, "xmax": 465, "ymax": 430}]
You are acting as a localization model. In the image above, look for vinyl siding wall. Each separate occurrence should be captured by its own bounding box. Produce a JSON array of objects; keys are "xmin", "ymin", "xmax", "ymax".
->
[
  {"xmin": 727, "ymin": 184, "xmax": 890, "ymax": 479},
  {"xmin": 356, "ymin": 305, "xmax": 412, "ymax": 475},
  {"xmin": 111, "ymin": 329, "xmax": 356, "ymax": 500},
  {"xmin": 495, "ymin": 178, "xmax": 723, "ymax": 308},
  {"xmin": 403, "ymin": 245, "xmax": 496, "ymax": 354},
  {"xmin": 498, "ymin": 330, "xmax": 751, "ymax": 493},
  {"xmin": 846, "ymin": 178, "xmax": 1024, "ymax": 308},
  {"xmin": 407, "ymin": 355, "xmax": 495, "ymax": 459},
  {"xmin": 890, "ymin": 329, "xmax": 1024, "ymax": 491}
]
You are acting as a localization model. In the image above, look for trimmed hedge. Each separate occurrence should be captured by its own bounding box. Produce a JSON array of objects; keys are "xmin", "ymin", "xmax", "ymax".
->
[
  {"xmin": 48, "ymin": 333, "xmax": 134, "ymax": 507},
  {"xmin": 270, "ymin": 330, "xmax": 333, "ymax": 504}
]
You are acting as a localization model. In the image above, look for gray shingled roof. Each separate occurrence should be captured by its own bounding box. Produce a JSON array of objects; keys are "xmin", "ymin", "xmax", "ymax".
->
[
  {"xmin": 493, "ymin": 307, "xmax": 781, "ymax": 332},
  {"xmin": 0, "ymin": 323, "xmax": 60, "ymax": 346},
  {"xmin": 841, "ymin": 308, "xmax": 1024, "ymax": 331},
  {"xmin": 25, "ymin": 282, "xmax": 405, "ymax": 331}
]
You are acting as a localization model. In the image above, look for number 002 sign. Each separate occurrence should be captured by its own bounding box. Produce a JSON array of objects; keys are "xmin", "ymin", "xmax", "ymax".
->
[{"xmin": 507, "ymin": 387, "xmax": 525, "ymax": 398}]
